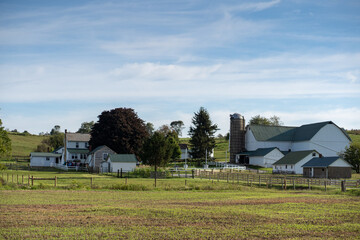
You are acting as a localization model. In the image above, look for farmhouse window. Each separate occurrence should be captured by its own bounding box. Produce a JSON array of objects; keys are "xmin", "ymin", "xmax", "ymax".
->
[
  {"xmin": 76, "ymin": 142, "xmax": 79, "ymax": 148},
  {"xmin": 46, "ymin": 157, "xmax": 50, "ymax": 161},
  {"xmin": 72, "ymin": 155, "xmax": 75, "ymax": 159},
  {"xmin": 103, "ymin": 153, "xmax": 109, "ymax": 160},
  {"xmin": 285, "ymin": 165, "xmax": 287, "ymax": 169},
  {"xmin": 312, "ymin": 152, "xmax": 316, "ymax": 156}
]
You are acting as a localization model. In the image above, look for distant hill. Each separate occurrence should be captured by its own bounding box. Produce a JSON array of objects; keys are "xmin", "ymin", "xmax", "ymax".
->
[
  {"xmin": 7, "ymin": 132, "xmax": 48, "ymax": 157},
  {"xmin": 4, "ymin": 133, "xmax": 359, "ymax": 160}
]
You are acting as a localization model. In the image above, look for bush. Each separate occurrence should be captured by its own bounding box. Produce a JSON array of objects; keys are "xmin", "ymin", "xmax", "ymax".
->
[{"xmin": 0, "ymin": 164, "xmax": 7, "ymax": 171}]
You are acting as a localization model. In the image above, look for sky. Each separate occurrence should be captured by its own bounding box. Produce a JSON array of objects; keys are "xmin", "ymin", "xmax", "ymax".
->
[{"xmin": 0, "ymin": 0, "xmax": 359, "ymax": 136}]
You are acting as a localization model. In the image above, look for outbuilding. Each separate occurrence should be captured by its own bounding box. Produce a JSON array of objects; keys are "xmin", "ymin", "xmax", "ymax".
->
[
  {"xmin": 86, "ymin": 145, "xmax": 116, "ymax": 172},
  {"xmin": 101, "ymin": 154, "xmax": 137, "ymax": 173},
  {"xmin": 237, "ymin": 147, "xmax": 284, "ymax": 167},
  {"xmin": 302, "ymin": 157, "xmax": 352, "ymax": 178},
  {"xmin": 273, "ymin": 150, "xmax": 319, "ymax": 174},
  {"xmin": 30, "ymin": 152, "xmax": 62, "ymax": 167}
]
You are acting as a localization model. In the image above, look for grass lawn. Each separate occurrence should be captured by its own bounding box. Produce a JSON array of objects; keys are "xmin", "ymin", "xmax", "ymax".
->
[
  {"xmin": 349, "ymin": 134, "xmax": 360, "ymax": 145},
  {"xmin": 0, "ymin": 187, "xmax": 359, "ymax": 239}
]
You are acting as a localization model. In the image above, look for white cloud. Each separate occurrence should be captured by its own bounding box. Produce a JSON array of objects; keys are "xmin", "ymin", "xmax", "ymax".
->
[{"xmin": 227, "ymin": 0, "xmax": 281, "ymax": 12}]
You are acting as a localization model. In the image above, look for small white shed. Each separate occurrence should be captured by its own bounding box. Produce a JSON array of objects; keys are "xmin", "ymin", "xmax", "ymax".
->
[
  {"xmin": 101, "ymin": 154, "xmax": 137, "ymax": 173},
  {"xmin": 30, "ymin": 152, "xmax": 62, "ymax": 167}
]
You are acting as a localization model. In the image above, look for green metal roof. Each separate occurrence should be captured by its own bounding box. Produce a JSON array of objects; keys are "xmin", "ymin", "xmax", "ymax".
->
[
  {"xmin": 241, "ymin": 147, "xmax": 281, "ymax": 157},
  {"xmin": 31, "ymin": 152, "xmax": 62, "ymax": 157},
  {"xmin": 108, "ymin": 154, "xmax": 137, "ymax": 163},
  {"xmin": 67, "ymin": 148, "xmax": 90, "ymax": 154},
  {"xmin": 301, "ymin": 157, "xmax": 345, "ymax": 167},
  {"xmin": 249, "ymin": 121, "xmax": 351, "ymax": 142},
  {"xmin": 273, "ymin": 150, "xmax": 317, "ymax": 165}
]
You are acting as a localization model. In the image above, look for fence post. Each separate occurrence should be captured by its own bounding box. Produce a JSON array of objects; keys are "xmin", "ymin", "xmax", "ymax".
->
[
  {"xmin": 31, "ymin": 176, "xmax": 34, "ymax": 186},
  {"xmin": 247, "ymin": 175, "xmax": 249, "ymax": 185},
  {"xmin": 28, "ymin": 175, "xmax": 30, "ymax": 185},
  {"xmin": 308, "ymin": 179, "xmax": 310, "ymax": 190},
  {"xmin": 125, "ymin": 178, "xmax": 128, "ymax": 185},
  {"xmin": 117, "ymin": 169, "xmax": 120, "ymax": 178},
  {"xmin": 90, "ymin": 177, "xmax": 93, "ymax": 188},
  {"xmin": 227, "ymin": 173, "xmax": 229, "ymax": 183},
  {"xmin": 185, "ymin": 180, "xmax": 187, "ymax": 186},
  {"xmin": 22, "ymin": 175, "xmax": 24, "ymax": 185},
  {"xmin": 54, "ymin": 176, "xmax": 57, "ymax": 187},
  {"xmin": 12, "ymin": 174, "xmax": 13, "ymax": 183},
  {"xmin": 284, "ymin": 177, "xmax": 286, "ymax": 190},
  {"xmin": 324, "ymin": 180, "xmax": 327, "ymax": 192},
  {"xmin": 341, "ymin": 180, "xmax": 346, "ymax": 192},
  {"xmin": 259, "ymin": 175, "xmax": 261, "ymax": 187},
  {"xmin": 192, "ymin": 169, "xmax": 195, "ymax": 179},
  {"xmin": 293, "ymin": 178, "xmax": 295, "ymax": 190},
  {"xmin": 17, "ymin": 174, "xmax": 18, "ymax": 184}
]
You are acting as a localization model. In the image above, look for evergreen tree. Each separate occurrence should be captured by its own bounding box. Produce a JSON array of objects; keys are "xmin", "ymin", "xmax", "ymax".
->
[
  {"xmin": 343, "ymin": 143, "xmax": 360, "ymax": 173},
  {"xmin": 188, "ymin": 107, "xmax": 218, "ymax": 159}
]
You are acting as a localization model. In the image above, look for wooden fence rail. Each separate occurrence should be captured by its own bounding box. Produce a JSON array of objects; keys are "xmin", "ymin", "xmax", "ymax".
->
[{"xmin": 194, "ymin": 169, "xmax": 360, "ymax": 192}]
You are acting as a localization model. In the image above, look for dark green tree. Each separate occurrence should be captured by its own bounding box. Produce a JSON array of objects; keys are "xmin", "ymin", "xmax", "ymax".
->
[
  {"xmin": 170, "ymin": 120, "xmax": 185, "ymax": 136},
  {"xmin": 141, "ymin": 131, "xmax": 181, "ymax": 167},
  {"xmin": 0, "ymin": 119, "xmax": 12, "ymax": 158},
  {"xmin": 36, "ymin": 133, "xmax": 64, "ymax": 152},
  {"xmin": 343, "ymin": 143, "xmax": 360, "ymax": 173},
  {"xmin": 188, "ymin": 107, "xmax": 218, "ymax": 159},
  {"xmin": 89, "ymin": 108, "xmax": 148, "ymax": 157},
  {"xmin": 77, "ymin": 121, "xmax": 94, "ymax": 133},
  {"xmin": 145, "ymin": 122, "xmax": 154, "ymax": 136}
]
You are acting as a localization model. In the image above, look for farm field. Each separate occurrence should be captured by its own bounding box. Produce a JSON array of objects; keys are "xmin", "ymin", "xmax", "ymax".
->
[
  {"xmin": 6, "ymin": 133, "xmax": 48, "ymax": 157},
  {"xmin": 1, "ymin": 187, "xmax": 360, "ymax": 239}
]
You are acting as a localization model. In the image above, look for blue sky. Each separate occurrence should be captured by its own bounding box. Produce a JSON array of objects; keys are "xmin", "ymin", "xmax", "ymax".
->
[{"xmin": 0, "ymin": 0, "xmax": 359, "ymax": 136}]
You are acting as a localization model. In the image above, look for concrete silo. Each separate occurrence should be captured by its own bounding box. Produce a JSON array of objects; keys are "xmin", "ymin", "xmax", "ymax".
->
[{"xmin": 229, "ymin": 113, "xmax": 246, "ymax": 164}]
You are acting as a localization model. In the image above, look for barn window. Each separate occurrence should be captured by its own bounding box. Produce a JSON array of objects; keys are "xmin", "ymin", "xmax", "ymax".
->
[
  {"xmin": 46, "ymin": 157, "xmax": 50, "ymax": 161},
  {"xmin": 312, "ymin": 152, "xmax": 316, "ymax": 156},
  {"xmin": 322, "ymin": 168, "xmax": 324, "ymax": 172},
  {"xmin": 285, "ymin": 165, "xmax": 287, "ymax": 169}
]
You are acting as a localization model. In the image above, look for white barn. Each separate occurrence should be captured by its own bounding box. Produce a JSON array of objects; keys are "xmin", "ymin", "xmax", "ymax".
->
[
  {"xmin": 236, "ymin": 147, "xmax": 284, "ymax": 168},
  {"xmin": 245, "ymin": 121, "xmax": 351, "ymax": 157}
]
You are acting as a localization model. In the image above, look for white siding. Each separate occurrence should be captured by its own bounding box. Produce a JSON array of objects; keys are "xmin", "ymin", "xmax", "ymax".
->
[
  {"xmin": 110, "ymin": 162, "xmax": 136, "ymax": 172},
  {"xmin": 249, "ymin": 149, "xmax": 284, "ymax": 168},
  {"xmin": 272, "ymin": 151, "xmax": 319, "ymax": 174},
  {"xmin": 329, "ymin": 159, "xmax": 352, "ymax": 167},
  {"xmin": 66, "ymin": 141, "xmax": 88, "ymax": 149},
  {"xmin": 30, "ymin": 156, "xmax": 57, "ymax": 167},
  {"xmin": 307, "ymin": 124, "xmax": 351, "ymax": 156}
]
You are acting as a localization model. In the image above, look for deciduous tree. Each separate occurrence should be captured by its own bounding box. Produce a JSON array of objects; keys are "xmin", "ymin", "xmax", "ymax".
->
[
  {"xmin": 170, "ymin": 120, "xmax": 185, "ymax": 136},
  {"xmin": 249, "ymin": 115, "xmax": 283, "ymax": 126},
  {"xmin": 77, "ymin": 121, "xmax": 94, "ymax": 133},
  {"xmin": 0, "ymin": 119, "xmax": 11, "ymax": 158},
  {"xmin": 89, "ymin": 108, "xmax": 148, "ymax": 157},
  {"xmin": 343, "ymin": 143, "xmax": 360, "ymax": 173},
  {"xmin": 188, "ymin": 107, "xmax": 218, "ymax": 159}
]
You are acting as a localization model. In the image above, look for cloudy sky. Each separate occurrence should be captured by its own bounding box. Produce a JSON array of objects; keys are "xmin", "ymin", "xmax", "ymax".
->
[{"xmin": 0, "ymin": 0, "xmax": 359, "ymax": 136}]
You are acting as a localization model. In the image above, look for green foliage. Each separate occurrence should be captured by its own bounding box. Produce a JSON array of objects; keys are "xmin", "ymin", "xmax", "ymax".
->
[
  {"xmin": 249, "ymin": 115, "xmax": 283, "ymax": 126},
  {"xmin": 50, "ymin": 125, "xmax": 61, "ymax": 135},
  {"xmin": 77, "ymin": 121, "xmax": 94, "ymax": 133},
  {"xmin": 0, "ymin": 119, "xmax": 12, "ymax": 159},
  {"xmin": 36, "ymin": 133, "xmax": 64, "ymax": 152},
  {"xmin": 343, "ymin": 143, "xmax": 360, "ymax": 173},
  {"xmin": 141, "ymin": 131, "xmax": 180, "ymax": 167},
  {"xmin": 89, "ymin": 108, "xmax": 149, "ymax": 157},
  {"xmin": 0, "ymin": 163, "xmax": 7, "ymax": 171},
  {"xmin": 170, "ymin": 120, "xmax": 185, "ymax": 136},
  {"xmin": 188, "ymin": 107, "xmax": 218, "ymax": 159}
]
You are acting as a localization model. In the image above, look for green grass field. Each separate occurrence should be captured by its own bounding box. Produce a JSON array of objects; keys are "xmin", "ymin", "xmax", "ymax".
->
[
  {"xmin": 349, "ymin": 134, "xmax": 360, "ymax": 144},
  {"xmin": 7, "ymin": 133, "xmax": 48, "ymax": 157},
  {"xmin": 1, "ymin": 186, "xmax": 359, "ymax": 239}
]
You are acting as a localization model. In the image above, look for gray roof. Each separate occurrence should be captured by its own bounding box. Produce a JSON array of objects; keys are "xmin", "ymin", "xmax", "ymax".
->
[
  {"xmin": 273, "ymin": 150, "xmax": 317, "ymax": 165},
  {"xmin": 108, "ymin": 154, "xmax": 137, "ymax": 163},
  {"xmin": 249, "ymin": 121, "xmax": 351, "ymax": 142},
  {"xmin": 301, "ymin": 157, "xmax": 344, "ymax": 167},
  {"xmin": 66, "ymin": 133, "xmax": 91, "ymax": 142},
  {"xmin": 239, "ymin": 147, "xmax": 281, "ymax": 157},
  {"xmin": 89, "ymin": 145, "xmax": 115, "ymax": 154},
  {"xmin": 31, "ymin": 152, "xmax": 62, "ymax": 157}
]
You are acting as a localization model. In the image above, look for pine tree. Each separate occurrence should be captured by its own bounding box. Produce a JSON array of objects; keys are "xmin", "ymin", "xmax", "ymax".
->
[{"xmin": 188, "ymin": 107, "xmax": 218, "ymax": 159}]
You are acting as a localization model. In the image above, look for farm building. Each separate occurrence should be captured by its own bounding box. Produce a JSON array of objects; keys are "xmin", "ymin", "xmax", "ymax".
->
[
  {"xmin": 101, "ymin": 154, "xmax": 138, "ymax": 173},
  {"xmin": 273, "ymin": 150, "xmax": 319, "ymax": 174},
  {"xmin": 236, "ymin": 147, "xmax": 284, "ymax": 168},
  {"xmin": 302, "ymin": 157, "xmax": 352, "ymax": 178},
  {"xmin": 229, "ymin": 113, "xmax": 351, "ymax": 165},
  {"xmin": 86, "ymin": 145, "xmax": 116, "ymax": 172},
  {"xmin": 30, "ymin": 152, "xmax": 62, "ymax": 167}
]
